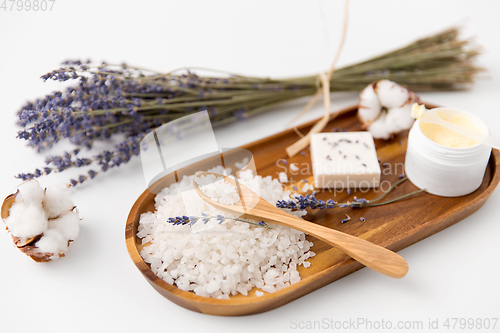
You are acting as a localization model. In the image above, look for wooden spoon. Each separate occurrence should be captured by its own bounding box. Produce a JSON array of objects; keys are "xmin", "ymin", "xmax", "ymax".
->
[{"xmin": 193, "ymin": 172, "xmax": 409, "ymax": 279}]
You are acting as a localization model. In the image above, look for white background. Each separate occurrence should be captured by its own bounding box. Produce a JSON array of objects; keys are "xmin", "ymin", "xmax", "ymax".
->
[{"xmin": 1, "ymin": 1, "xmax": 499, "ymax": 332}]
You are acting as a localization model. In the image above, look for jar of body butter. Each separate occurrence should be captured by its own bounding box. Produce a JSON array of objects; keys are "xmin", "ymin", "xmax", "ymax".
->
[{"xmin": 405, "ymin": 108, "xmax": 491, "ymax": 197}]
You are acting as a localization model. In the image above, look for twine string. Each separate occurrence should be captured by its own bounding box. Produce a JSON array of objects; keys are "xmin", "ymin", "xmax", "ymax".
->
[{"xmin": 286, "ymin": 0, "xmax": 350, "ymax": 157}]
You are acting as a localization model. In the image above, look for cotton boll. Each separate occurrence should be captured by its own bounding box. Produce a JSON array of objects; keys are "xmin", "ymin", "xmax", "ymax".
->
[
  {"xmin": 359, "ymin": 80, "xmax": 419, "ymax": 139},
  {"xmin": 35, "ymin": 229, "xmax": 69, "ymax": 255},
  {"xmin": 43, "ymin": 185, "xmax": 75, "ymax": 218},
  {"xmin": 5, "ymin": 202, "xmax": 47, "ymax": 239},
  {"xmin": 374, "ymin": 80, "xmax": 410, "ymax": 108},
  {"xmin": 16, "ymin": 181, "xmax": 44, "ymax": 206},
  {"xmin": 385, "ymin": 104, "xmax": 415, "ymax": 134},
  {"xmin": 358, "ymin": 83, "xmax": 381, "ymax": 124},
  {"xmin": 367, "ymin": 113, "xmax": 391, "ymax": 140},
  {"xmin": 3, "ymin": 181, "xmax": 80, "ymax": 262},
  {"xmin": 49, "ymin": 210, "xmax": 80, "ymax": 240}
]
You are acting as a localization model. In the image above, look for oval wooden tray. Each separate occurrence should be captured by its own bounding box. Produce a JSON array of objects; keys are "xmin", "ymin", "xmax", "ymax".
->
[{"xmin": 125, "ymin": 104, "xmax": 500, "ymax": 316}]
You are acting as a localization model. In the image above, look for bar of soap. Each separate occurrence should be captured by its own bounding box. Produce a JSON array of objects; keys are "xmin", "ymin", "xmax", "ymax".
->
[{"xmin": 311, "ymin": 132, "xmax": 381, "ymax": 189}]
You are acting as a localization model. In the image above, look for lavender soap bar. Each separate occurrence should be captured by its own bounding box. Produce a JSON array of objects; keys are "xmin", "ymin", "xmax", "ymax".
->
[{"xmin": 310, "ymin": 132, "xmax": 381, "ymax": 189}]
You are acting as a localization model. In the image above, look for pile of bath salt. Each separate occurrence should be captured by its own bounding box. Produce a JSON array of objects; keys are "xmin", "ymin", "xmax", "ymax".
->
[
  {"xmin": 194, "ymin": 174, "xmax": 240, "ymax": 205},
  {"xmin": 3, "ymin": 181, "xmax": 80, "ymax": 262},
  {"xmin": 137, "ymin": 166, "xmax": 315, "ymax": 299}
]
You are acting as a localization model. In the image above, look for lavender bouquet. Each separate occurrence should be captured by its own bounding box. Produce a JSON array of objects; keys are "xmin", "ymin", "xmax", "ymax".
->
[{"xmin": 16, "ymin": 27, "xmax": 481, "ymax": 186}]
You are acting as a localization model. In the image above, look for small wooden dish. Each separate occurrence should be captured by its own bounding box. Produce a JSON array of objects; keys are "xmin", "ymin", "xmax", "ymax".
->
[{"xmin": 125, "ymin": 104, "xmax": 500, "ymax": 316}]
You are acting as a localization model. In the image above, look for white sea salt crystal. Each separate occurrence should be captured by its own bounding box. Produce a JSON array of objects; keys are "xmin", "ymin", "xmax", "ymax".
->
[
  {"xmin": 195, "ymin": 175, "xmax": 240, "ymax": 205},
  {"xmin": 255, "ymin": 290, "xmax": 264, "ymax": 297},
  {"xmin": 138, "ymin": 166, "xmax": 314, "ymax": 298},
  {"xmin": 235, "ymin": 157, "xmax": 249, "ymax": 170},
  {"xmin": 279, "ymin": 172, "xmax": 288, "ymax": 183},
  {"xmin": 261, "ymin": 285, "xmax": 276, "ymax": 293},
  {"xmin": 290, "ymin": 163, "xmax": 299, "ymax": 172},
  {"xmin": 290, "ymin": 270, "xmax": 301, "ymax": 284},
  {"xmin": 206, "ymin": 280, "xmax": 219, "ymax": 293},
  {"xmin": 301, "ymin": 183, "xmax": 314, "ymax": 192}
]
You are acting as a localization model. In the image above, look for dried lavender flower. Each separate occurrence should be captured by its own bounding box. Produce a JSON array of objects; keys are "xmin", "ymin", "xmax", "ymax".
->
[
  {"xmin": 165, "ymin": 215, "xmax": 269, "ymax": 229},
  {"xmin": 15, "ymin": 27, "xmax": 481, "ymax": 186}
]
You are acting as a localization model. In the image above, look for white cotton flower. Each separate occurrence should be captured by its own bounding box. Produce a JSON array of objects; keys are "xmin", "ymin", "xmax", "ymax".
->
[
  {"xmin": 358, "ymin": 80, "xmax": 419, "ymax": 139},
  {"xmin": 2, "ymin": 180, "xmax": 80, "ymax": 263},
  {"xmin": 4, "ymin": 202, "xmax": 48, "ymax": 240},
  {"xmin": 358, "ymin": 84, "xmax": 381, "ymax": 124},
  {"xmin": 43, "ymin": 184, "xmax": 75, "ymax": 219},
  {"xmin": 49, "ymin": 210, "xmax": 80, "ymax": 240},
  {"xmin": 385, "ymin": 104, "xmax": 415, "ymax": 134},
  {"xmin": 367, "ymin": 112, "xmax": 391, "ymax": 140},
  {"xmin": 16, "ymin": 181, "xmax": 44, "ymax": 206},
  {"xmin": 374, "ymin": 79, "xmax": 410, "ymax": 108},
  {"xmin": 35, "ymin": 229, "xmax": 69, "ymax": 256}
]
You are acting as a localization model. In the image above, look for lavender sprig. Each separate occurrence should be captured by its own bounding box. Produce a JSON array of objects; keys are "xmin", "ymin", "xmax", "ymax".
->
[
  {"xmin": 166, "ymin": 178, "xmax": 422, "ymax": 227},
  {"xmin": 277, "ymin": 177, "xmax": 425, "ymax": 219},
  {"xmin": 165, "ymin": 213, "xmax": 270, "ymax": 229},
  {"xmin": 15, "ymin": 133, "xmax": 144, "ymax": 186},
  {"xmin": 276, "ymin": 195, "xmax": 369, "ymax": 210}
]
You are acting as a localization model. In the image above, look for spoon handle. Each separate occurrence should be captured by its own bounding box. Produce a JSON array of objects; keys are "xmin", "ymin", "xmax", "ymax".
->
[
  {"xmin": 193, "ymin": 171, "xmax": 408, "ymax": 279},
  {"xmin": 299, "ymin": 220, "xmax": 408, "ymax": 278},
  {"xmin": 249, "ymin": 206, "xmax": 408, "ymax": 279},
  {"xmin": 422, "ymin": 111, "xmax": 500, "ymax": 150}
]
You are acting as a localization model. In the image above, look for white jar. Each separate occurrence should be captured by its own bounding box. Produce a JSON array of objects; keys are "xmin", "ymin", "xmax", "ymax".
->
[{"xmin": 405, "ymin": 108, "xmax": 491, "ymax": 197}]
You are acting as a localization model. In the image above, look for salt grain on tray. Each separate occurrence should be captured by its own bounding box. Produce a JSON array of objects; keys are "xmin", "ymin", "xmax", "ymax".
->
[
  {"xmin": 137, "ymin": 166, "xmax": 315, "ymax": 299},
  {"xmin": 194, "ymin": 174, "xmax": 240, "ymax": 205},
  {"xmin": 278, "ymin": 172, "xmax": 288, "ymax": 184}
]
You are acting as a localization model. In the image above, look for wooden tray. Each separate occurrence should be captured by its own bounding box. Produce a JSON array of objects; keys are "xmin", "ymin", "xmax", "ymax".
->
[{"xmin": 125, "ymin": 104, "xmax": 500, "ymax": 316}]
